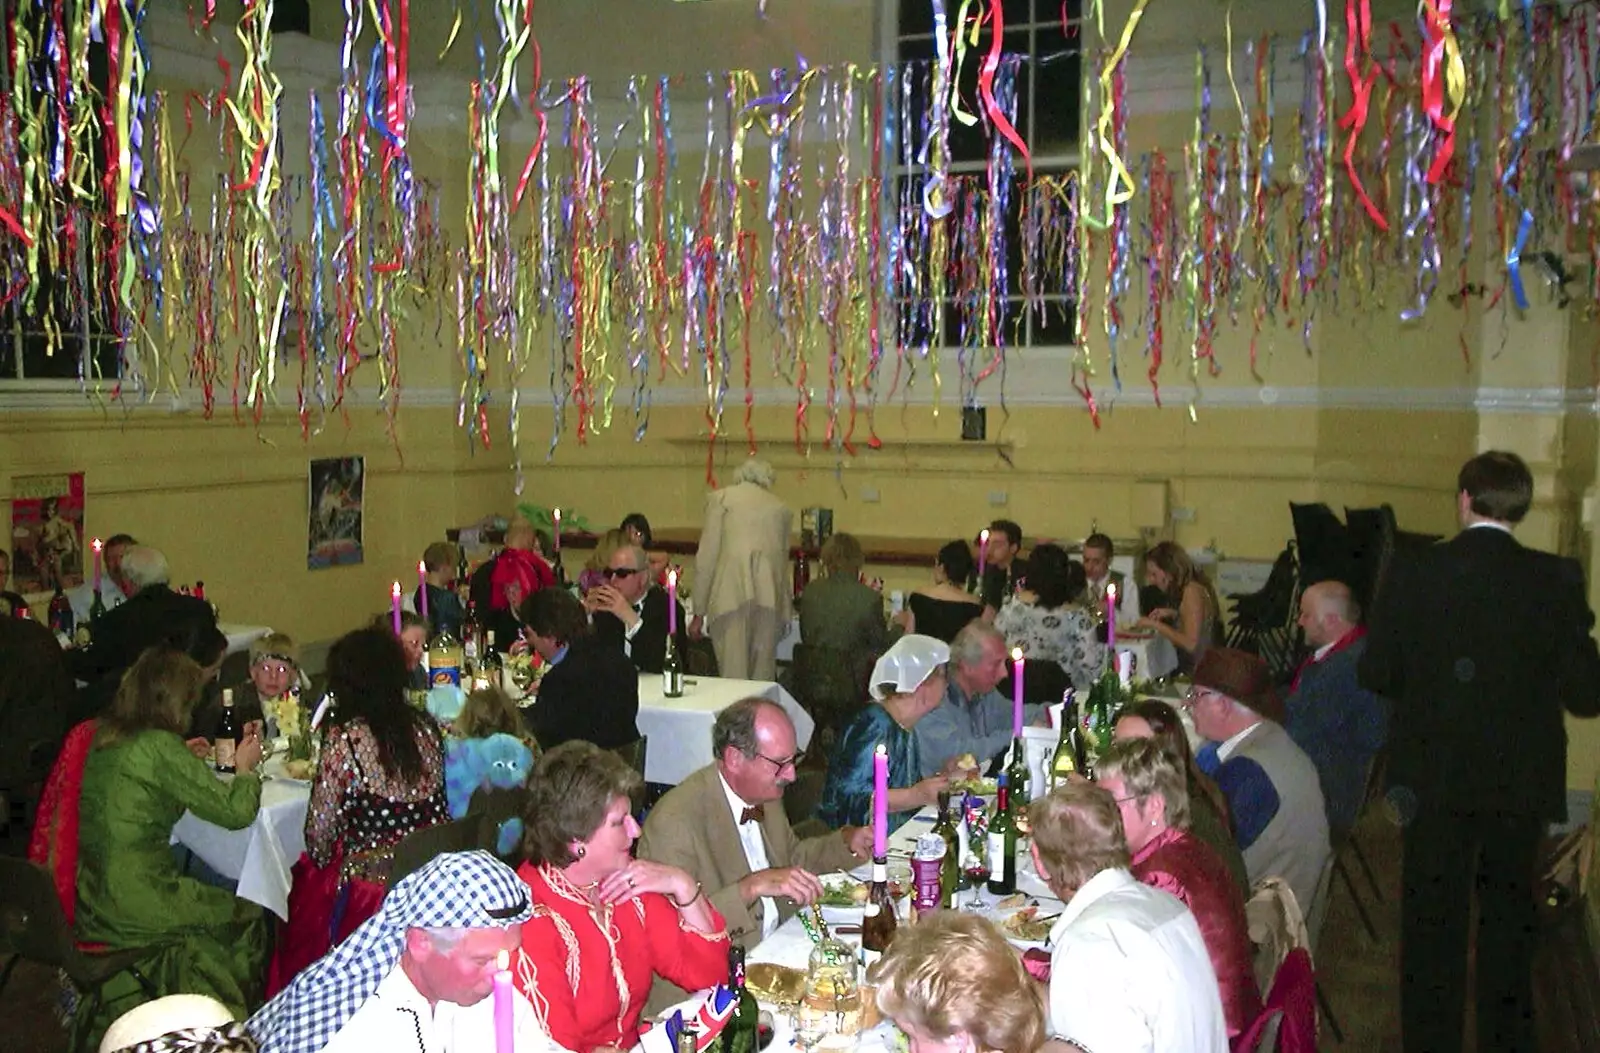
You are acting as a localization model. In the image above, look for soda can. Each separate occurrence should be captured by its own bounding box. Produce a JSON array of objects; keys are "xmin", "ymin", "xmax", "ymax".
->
[{"xmin": 911, "ymin": 835, "xmax": 946, "ymax": 917}]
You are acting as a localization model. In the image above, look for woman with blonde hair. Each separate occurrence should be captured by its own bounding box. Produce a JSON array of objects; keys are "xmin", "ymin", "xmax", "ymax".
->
[
  {"xmin": 870, "ymin": 911, "xmax": 1045, "ymax": 1053},
  {"xmin": 1112, "ymin": 699, "xmax": 1248, "ymax": 898},
  {"xmin": 1136, "ymin": 541, "xmax": 1223, "ymax": 673},
  {"xmin": 1095, "ymin": 737, "xmax": 1261, "ymax": 1042},
  {"xmin": 63, "ymin": 648, "xmax": 267, "ymax": 1047}
]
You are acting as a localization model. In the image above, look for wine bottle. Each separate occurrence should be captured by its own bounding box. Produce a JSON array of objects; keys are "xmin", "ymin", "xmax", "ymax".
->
[
  {"xmin": 719, "ymin": 944, "xmax": 759, "ymax": 1053},
  {"xmin": 931, "ymin": 790, "xmax": 960, "ymax": 909},
  {"xmin": 88, "ymin": 586, "xmax": 107, "ymax": 625},
  {"xmin": 214, "ymin": 688, "xmax": 240, "ymax": 773},
  {"xmin": 1049, "ymin": 689, "xmax": 1081, "ymax": 792},
  {"xmin": 676, "ymin": 1025, "xmax": 700, "ymax": 1053},
  {"xmin": 662, "ymin": 633, "xmax": 685, "ymax": 698},
  {"xmin": 48, "ymin": 585, "xmax": 74, "ymax": 638},
  {"xmin": 1004, "ymin": 734, "xmax": 1031, "ymax": 807},
  {"xmin": 860, "ymin": 855, "xmax": 898, "ymax": 953},
  {"xmin": 986, "ymin": 775, "xmax": 1017, "ymax": 895}
]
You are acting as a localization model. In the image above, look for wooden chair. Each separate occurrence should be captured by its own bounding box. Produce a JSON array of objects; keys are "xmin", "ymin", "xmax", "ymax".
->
[
  {"xmin": 610, "ymin": 736, "xmax": 650, "ymax": 780},
  {"xmin": 387, "ymin": 818, "xmax": 486, "ymax": 888},
  {"xmin": 0, "ymin": 858, "xmax": 161, "ymax": 1053}
]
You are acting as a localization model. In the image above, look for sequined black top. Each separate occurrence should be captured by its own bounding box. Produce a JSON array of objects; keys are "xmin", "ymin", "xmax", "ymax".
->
[{"xmin": 305, "ymin": 716, "xmax": 449, "ymax": 884}]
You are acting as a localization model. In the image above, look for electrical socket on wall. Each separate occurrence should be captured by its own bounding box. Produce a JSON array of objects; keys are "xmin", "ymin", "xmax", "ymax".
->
[
  {"xmin": 989, "ymin": 491, "xmax": 1008, "ymax": 506},
  {"xmin": 1171, "ymin": 506, "xmax": 1197, "ymax": 522},
  {"xmin": 861, "ymin": 486, "xmax": 881, "ymax": 503}
]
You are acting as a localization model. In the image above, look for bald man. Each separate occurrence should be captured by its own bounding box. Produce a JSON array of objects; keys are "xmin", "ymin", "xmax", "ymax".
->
[{"xmin": 1283, "ymin": 581, "xmax": 1389, "ymax": 833}]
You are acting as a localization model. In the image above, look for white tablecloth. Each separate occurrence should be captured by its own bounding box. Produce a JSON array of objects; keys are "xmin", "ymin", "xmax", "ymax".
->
[
  {"xmin": 635, "ymin": 674, "xmax": 814, "ymax": 785},
  {"xmin": 220, "ymin": 623, "xmax": 273, "ymax": 656},
  {"xmin": 749, "ymin": 805, "xmax": 1061, "ymax": 974},
  {"xmin": 1114, "ymin": 631, "xmax": 1179, "ymax": 680},
  {"xmin": 171, "ymin": 756, "xmax": 311, "ymax": 920}
]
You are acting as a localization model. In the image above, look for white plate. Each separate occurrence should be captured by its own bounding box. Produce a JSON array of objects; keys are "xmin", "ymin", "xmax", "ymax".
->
[
  {"xmin": 817, "ymin": 874, "xmax": 867, "ymax": 923},
  {"xmin": 991, "ymin": 903, "xmax": 1055, "ymax": 950}
]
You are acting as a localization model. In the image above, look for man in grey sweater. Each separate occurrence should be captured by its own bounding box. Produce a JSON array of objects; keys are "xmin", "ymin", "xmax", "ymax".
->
[{"xmin": 1188, "ymin": 647, "xmax": 1331, "ymax": 938}]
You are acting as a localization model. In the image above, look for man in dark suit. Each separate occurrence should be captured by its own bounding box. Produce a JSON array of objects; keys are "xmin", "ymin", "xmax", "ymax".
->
[
  {"xmin": 519, "ymin": 588, "xmax": 639, "ymax": 752},
  {"xmin": 1360, "ymin": 451, "xmax": 1600, "ymax": 1053},
  {"xmin": 587, "ymin": 543, "xmax": 688, "ymax": 675},
  {"xmin": 69, "ymin": 545, "xmax": 218, "ymax": 693},
  {"xmin": 0, "ymin": 614, "xmax": 73, "ymax": 850}
]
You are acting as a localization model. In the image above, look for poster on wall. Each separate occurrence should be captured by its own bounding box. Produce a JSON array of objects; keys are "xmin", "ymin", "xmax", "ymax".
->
[
  {"xmin": 308, "ymin": 456, "xmax": 364, "ymax": 569},
  {"xmin": 10, "ymin": 472, "xmax": 86, "ymax": 593}
]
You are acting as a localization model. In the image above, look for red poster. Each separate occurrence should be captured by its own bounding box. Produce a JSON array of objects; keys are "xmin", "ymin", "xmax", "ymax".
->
[{"xmin": 10, "ymin": 472, "xmax": 86, "ymax": 594}]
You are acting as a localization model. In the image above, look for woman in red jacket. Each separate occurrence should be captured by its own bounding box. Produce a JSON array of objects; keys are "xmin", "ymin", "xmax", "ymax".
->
[
  {"xmin": 1097, "ymin": 736, "xmax": 1264, "ymax": 1045},
  {"xmin": 514, "ymin": 741, "xmax": 728, "ymax": 1053}
]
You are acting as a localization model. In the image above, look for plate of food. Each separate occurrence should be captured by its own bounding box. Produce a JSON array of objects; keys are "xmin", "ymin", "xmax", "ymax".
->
[
  {"xmin": 818, "ymin": 873, "xmax": 869, "ymax": 923},
  {"xmin": 995, "ymin": 903, "xmax": 1056, "ymax": 949}
]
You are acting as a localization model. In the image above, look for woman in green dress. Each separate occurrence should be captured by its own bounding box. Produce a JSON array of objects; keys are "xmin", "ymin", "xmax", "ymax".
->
[{"xmin": 74, "ymin": 647, "xmax": 268, "ymax": 1046}]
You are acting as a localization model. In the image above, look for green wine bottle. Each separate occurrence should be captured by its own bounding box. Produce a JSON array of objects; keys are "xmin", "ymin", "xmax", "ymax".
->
[
  {"xmin": 1049, "ymin": 689, "xmax": 1082, "ymax": 792},
  {"xmin": 1004, "ymin": 734, "xmax": 1031, "ymax": 807},
  {"xmin": 720, "ymin": 944, "xmax": 758, "ymax": 1053},
  {"xmin": 985, "ymin": 776, "xmax": 1017, "ymax": 895}
]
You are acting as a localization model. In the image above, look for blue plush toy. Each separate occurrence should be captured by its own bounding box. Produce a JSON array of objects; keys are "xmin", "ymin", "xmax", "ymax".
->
[{"xmin": 444, "ymin": 732, "xmax": 534, "ymax": 856}]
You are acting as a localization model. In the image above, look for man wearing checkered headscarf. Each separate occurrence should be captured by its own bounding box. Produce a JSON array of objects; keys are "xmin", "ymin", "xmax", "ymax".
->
[{"xmin": 248, "ymin": 851, "xmax": 562, "ymax": 1053}]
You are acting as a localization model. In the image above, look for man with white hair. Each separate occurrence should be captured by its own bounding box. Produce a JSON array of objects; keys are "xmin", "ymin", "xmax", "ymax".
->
[
  {"xmin": 1283, "ymin": 580, "xmax": 1388, "ymax": 834},
  {"xmin": 248, "ymin": 851, "xmax": 560, "ymax": 1053},
  {"xmin": 588, "ymin": 542, "xmax": 688, "ymax": 674},
  {"xmin": 69, "ymin": 544, "xmax": 217, "ymax": 695},
  {"xmin": 694, "ymin": 459, "xmax": 793, "ymax": 681}
]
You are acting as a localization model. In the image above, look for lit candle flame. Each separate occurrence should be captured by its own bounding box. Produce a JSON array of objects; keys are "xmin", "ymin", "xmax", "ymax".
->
[
  {"xmin": 497, "ymin": 949, "xmax": 510, "ymax": 971},
  {"xmin": 92, "ymin": 537, "xmax": 103, "ymax": 553},
  {"xmin": 668, "ymin": 569, "xmax": 677, "ymax": 587},
  {"xmin": 1011, "ymin": 647, "xmax": 1023, "ymax": 662},
  {"xmin": 391, "ymin": 581, "xmax": 401, "ymax": 597}
]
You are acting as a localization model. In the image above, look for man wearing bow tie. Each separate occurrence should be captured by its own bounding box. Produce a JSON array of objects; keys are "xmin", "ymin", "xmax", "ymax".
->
[
  {"xmin": 587, "ymin": 543, "xmax": 688, "ymax": 674},
  {"xmin": 638, "ymin": 698, "xmax": 871, "ymax": 952}
]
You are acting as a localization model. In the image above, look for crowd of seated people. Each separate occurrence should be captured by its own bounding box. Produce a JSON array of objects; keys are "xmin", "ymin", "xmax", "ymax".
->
[{"xmin": 4, "ymin": 507, "xmax": 1396, "ymax": 1053}]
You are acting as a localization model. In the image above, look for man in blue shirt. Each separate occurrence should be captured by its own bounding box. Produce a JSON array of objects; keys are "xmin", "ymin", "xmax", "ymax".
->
[
  {"xmin": 1283, "ymin": 580, "xmax": 1388, "ymax": 834},
  {"xmin": 915, "ymin": 621, "xmax": 1037, "ymax": 777}
]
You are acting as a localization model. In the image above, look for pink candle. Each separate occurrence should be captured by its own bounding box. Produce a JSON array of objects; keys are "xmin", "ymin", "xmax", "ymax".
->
[
  {"xmin": 1105, "ymin": 582, "xmax": 1118, "ymax": 652},
  {"xmin": 977, "ymin": 528, "xmax": 990, "ymax": 581},
  {"xmin": 417, "ymin": 560, "xmax": 429, "ymax": 621},
  {"xmin": 493, "ymin": 949, "xmax": 515, "ymax": 1053},
  {"xmin": 667, "ymin": 569, "xmax": 678, "ymax": 634},
  {"xmin": 91, "ymin": 537, "xmax": 103, "ymax": 592},
  {"xmin": 872, "ymin": 744, "xmax": 889, "ymax": 857},
  {"xmin": 391, "ymin": 581, "xmax": 402, "ymax": 635},
  {"xmin": 1011, "ymin": 648, "xmax": 1025, "ymax": 737},
  {"xmin": 552, "ymin": 508, "xmax": 561, "ymax": 552}
]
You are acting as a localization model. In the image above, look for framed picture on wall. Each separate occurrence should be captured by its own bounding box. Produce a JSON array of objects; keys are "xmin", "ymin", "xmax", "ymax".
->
[
  {"xmin": 308, "ymin": 456, "xmax": 364, "ymax": 569},
  {"xmin": 9, "ymin": 471, "xmax": 86, "ymax": 593}
]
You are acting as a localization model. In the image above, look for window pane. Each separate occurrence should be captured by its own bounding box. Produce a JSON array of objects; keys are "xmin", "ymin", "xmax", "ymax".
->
[
  {"xmin": 1039, "ymin": 0, "xmax": 1085, "ymax": 24},
  {"xmin": 1032, "ymin": 48, "xmax": 1081, "ymax": 154},
  {"xmin": 1031, "ymin": 297, "xmax": 1079, "ymax": 346},
  {"xmin": 899, "ymin": 0, "xmax": 936, "ymax": 37}
]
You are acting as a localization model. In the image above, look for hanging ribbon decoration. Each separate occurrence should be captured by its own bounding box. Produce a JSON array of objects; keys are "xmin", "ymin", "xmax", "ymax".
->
[{"xmin": 1337, "ymin": 0, "xmax": 1388, "ymax": 229}]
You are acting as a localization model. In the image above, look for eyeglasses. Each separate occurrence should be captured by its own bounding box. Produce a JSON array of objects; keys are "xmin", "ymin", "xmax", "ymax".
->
[
  {"xmin": 1110, "ymin": 793, "xmax": 1143, "ymax": 805},
  {"xmin": 754, "ymin": 750, "xmax": 806, "ymax": 772},
  {"xmin": 1182, "ymin": 688, "xmax": 1218, "ymax": 711},
  {"xmin": 602, "ymin": 567, "xmax": 643, "ymax": 580}
]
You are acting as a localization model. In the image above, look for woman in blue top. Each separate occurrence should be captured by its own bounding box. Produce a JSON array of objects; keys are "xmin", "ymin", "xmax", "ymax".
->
[{"xmin": 818, "ymin": 635, "xmax": 955, "ymax": 832}]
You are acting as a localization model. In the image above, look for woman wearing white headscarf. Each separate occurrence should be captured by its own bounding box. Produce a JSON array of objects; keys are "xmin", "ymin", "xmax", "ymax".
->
[
  {"xmin": 694, "ymin": 459, "xmax": 793, "ymax": 681},
  {"xmin": 816, "ymin": 635, "xmax": 954, "ymax": 832}
]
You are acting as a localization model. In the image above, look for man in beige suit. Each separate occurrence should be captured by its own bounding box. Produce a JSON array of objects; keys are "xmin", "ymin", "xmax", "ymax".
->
[
  {"xmin": 694, "ymin": 459, "xmax": 793, "ymax": 680},
  {"xmin": 637, "ymin": 698, "xmax": 871, "ymax": 950}
]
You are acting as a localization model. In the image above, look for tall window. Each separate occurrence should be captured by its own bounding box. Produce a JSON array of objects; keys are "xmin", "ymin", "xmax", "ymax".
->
[
  {"xmin": 0, "ymin": 1, "xmax": 118, "ymax": 383},
  {"xmin": 888, "ymin": 0, "xmax": 1084, "ymax": 354}
]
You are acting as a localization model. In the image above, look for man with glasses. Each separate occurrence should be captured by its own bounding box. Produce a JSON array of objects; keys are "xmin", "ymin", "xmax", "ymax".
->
[
  {"xmin": 638, "ymin": 697, "xmax": 871, "ymax": 959},
  {"xmin": 587, "ymin": 543, "xmax": 688, "ymax": 674}
]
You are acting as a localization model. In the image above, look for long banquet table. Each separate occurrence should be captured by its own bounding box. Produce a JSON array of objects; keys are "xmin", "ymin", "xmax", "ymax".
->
[{"xmin": 635, "ymin": 673, "xmax": 813, "ymax": 785}]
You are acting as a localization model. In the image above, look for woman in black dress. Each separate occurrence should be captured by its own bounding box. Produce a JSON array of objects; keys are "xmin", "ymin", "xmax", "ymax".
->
[{"xmin": 897, "ymin": 540, "xmax": 986, "ymax": 644}]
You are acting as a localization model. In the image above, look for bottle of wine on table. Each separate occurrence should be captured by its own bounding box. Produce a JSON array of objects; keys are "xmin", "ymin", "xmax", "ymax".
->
[
  {"xmin": 986, "ymin": 775, "xmax": 1017, "ymax": 895},
  {"xmin": 860, "ymin": 855, "xmax": 899, "ymax": 952},
  {"xmin": 214, "ymin": 689, "xmax": 240, "ymax": 774},
  {"xmin": 719, "ymin": 944, "xmax": 759, "ymax": 1053}
]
